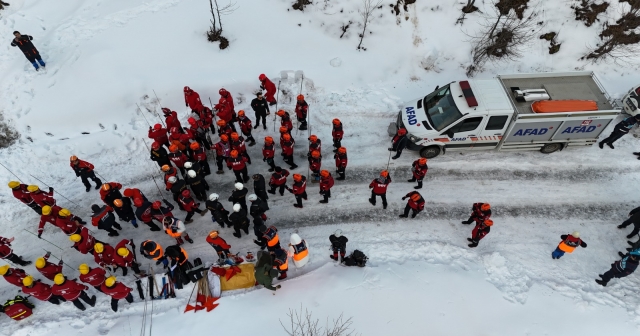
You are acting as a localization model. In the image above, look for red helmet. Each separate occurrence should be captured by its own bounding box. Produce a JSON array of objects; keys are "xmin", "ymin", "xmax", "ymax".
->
[
  {"xmin": 332, "ymin": 118, "xmax": 341, "ymax": 125},
  {"xmin": 276, "ymin": 110, "xmax": 285, "ymax": 117},
  {"xmin": 397, "ymin": 128, "xmax": 407, "ymax": 136},
  {"xmin": 279, "ymin": 126, "xmax": 288, "ymax": 133},
  {"xmin": 338, "ymin": 147, "xmax": 347, "ymax": 154},
  {"xmin": 183, "ymin": 86, "xmax": 191, "ymax": 92},
  {"xmin": 231, "ymin": 132, "xmax": 239, "ymax": 141},
  {"xmin": 151, "ymin": 142, "xmax": 160, "ymax": 150},
  {"xmin": 283, "ymin": 133, "xmax": 291, "ymax": 141},
  {"xmin": 217, "ymin": 120, "xmax": 226, "ymax": 127},
  {"xmin": 181, "ymin": 189, "xmax": 190, "ymax": 197},
  {"xmin": 380, "ymin": 170, "xmax": 389, "ymax": 177},
  {"xmin": 265, "ymin": 136, "xmax": 274, "ymax": 144},
  {"xmin": 308, "ymin": 135, "xmax": 318, "ymax": 142},
  {"xmin": 259, "ymin": 74, "xmax": 266, "ymax": 81},
  {"xmin": 219, "ymin": 88, "xmax": 227, "ymax": 96},
  {"xmin": 162, "ymin": 108, "xmax": 171, "ymax": 115},
  {"xmin": 152, "ymin": 201, "xmax": 161, "ymax": 209},
  {"xmin": 320, "ymin": 170, "xmax": 330, "ymax": 177},
  {"xmin": 154, "ymin": 124, "xmax": 162, "ymax": 130},
  {"xmin": 169, "ymin": 144, "xmax": 178, "ymax": 153},
  {"xmin": 293, "ymin": 174, "xmax": 302, "ymax": 182},
  {"xmin": 237, "ymin": 110, "xmax": 245, "ymax": 117},
  {"xmin": 123, "ymin": 188, "xmax": 134, "ymax": 198},
  {"xmin": 187, "ymin": 117, "xmax": 196, "ymax": 125},
  {"xmin": 297, "ymin": 94, "xmax": 304, "ymax": 100},
  {"xmin": 133, "ymin": 198, "xmax": 143, "ymax": 207},
  {"xmin": 418, "ymin": 158, "xmax": 427, "ymax": 165}
]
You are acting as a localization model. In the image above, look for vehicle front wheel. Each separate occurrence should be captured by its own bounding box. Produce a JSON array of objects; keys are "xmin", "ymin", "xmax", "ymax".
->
[
  {"xmin": 540, "ymin": 143, "xmax": 562, "ymax": 154},
  {"xmin": 420, "ymin": 146, "xmax": 441, "ymax": 159}
]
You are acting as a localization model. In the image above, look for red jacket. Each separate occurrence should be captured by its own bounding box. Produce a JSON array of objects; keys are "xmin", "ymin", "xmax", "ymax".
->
[
  {"xmin": 270, "ymin": 170, "xmax": 289, "ymax": 186},
  {"xmin": 411, "ymin": 160, "xmax": 428, "ymax": 180},
  {"xmin": 199, "ymin": 107, "xmax": 214, "ymax": 127},
  {"xmin": 79, "ymin": 267, "xmax": 106, "ymax": 287},
  {"xmin": 185, "ymin": 91, "xmax": 204, "ymax": 111},
  {"xmin": 369, "ymin": 176, "xmax": 392, "ymax": 194},
  {"xmin": 238, "ymin": 116, "xmax": 252, "ymax": 134},
  {"xmin": 309, "ymin": 157, "xmax": 322, "ymax": 172},
  {"xmin": 99, "ymin": 182, "xmax": 122, "ymax": 201},
  {"xmin": 91, "ymin": 205, "xmax": 113, "ymax": 227},
  {"xmin": 292, "ymin": 176, "xmax": 307, "ymax": 195},
  {"xmin": 471, "ymin": 203, "xmax": 491, "ymax": 224},
  {"xmin": 332, "ymin": 123, "xmax": 344, "ymax": 140},
  {"xmin": 3, "ymin": 268, "xmax": 26, "ymax": 287},
  {"xmin": 192, "ymin": 147, "xmax": 207, "ymax": 162},
  {"xmin": 405, "ymin": 191, "xmax": 425, "ymax": 211},
  {"xmin": 334, "ymin": 153, "xmax": 348, "ymax": 168},
  {"xmin": 101, "ymin": 281, "xmax": 133, "ymax": 300},
  {"xmin": 113, "ymin": 239, "xmax": 134, "ymax": 267},
  {"xmin": 215, "ymin": 140, "xmax": 232, "ymax": 157},
  {"xmin": 93, "ymin": 244, "xmax": 115, "ymax": 267},
  {"xmin": 37, "ymin": 256, "xmax": 62, "ymax": 281},
  {"xmin": 168, "ymin": 151, "xmax": 188, "ymax": 168},
  {"xmin": 280, "ymin": 114, "xmax": 293, "ymax": 132},
  {"xmin": 281, "ymin": 139, "xmax": 295, "ymax": 156},
  {"xmin": 227, "ymin": 156, "xmax": 248, "ymax": 171},
  {"xmin": 22, "ymin": 281, "xmax": 53, "ymax": 301},
  {"xmin": 216, "ymin": 102, "xmax": 233, "ymax": 122},
  {"xmin": 0, "ymin": 238, "xmax": 12, "ymax": 259},
  {"xmin": 73, "ymin": 227, "xmax": 96, "ymax": 254},
  {"xmin": 11, "ymin": 184, "xmax": 34, "ymax": 204},
  {"xmin": 52, "ymin": 279, "xmax": 88, "ymax": 301},
  {"xmin": 263, "ymin": 143, "xmax": 275, "ymax": 159},
  {"xmin": 178, "ymin": 195, "xmax": 199, "ymax": 212},
  {"xmin": 165, "ymin": 111, "xmax": 182, "ymax": 130},
  {"xmin": 261, "ymin": 78, "xmax": 276, "ymax": 95},
  {"xmin": 55, "ymin": 215, "xmax": 80, "ymax": 235},
  {"xmin": 38, "ymin": 205, "xmax": 62, "ymax": 235},
  {"xmin": 308, "ymin": 140, "xmax": 321, "ymax": 154},
  {"xmin": 295, "ymin": 101, "xmax": 308, "ymax": 119},
  {"xmin": 124, "ymin": 188, "xmax": 147, "ymax": 202},
  {"xmin": 70, "ymin": 160, "xmax": 95, "ymax": 175},
  {"xmin": 472, "ymin": 223, "xmax": 491, "ymax": 241},
  {"xmin": 218, "ymin": 124, "xmax": 234, "ymax": 137},
  {"xmin": 148, "ymin": 127, "xmax": 168, "ymax": 144},
  {"xmin": 231, "ymin": 138, "xmax": 247, "ymax": 154},
  {"xmin": 31, "ymin": 189, "xmax": 55, "ymax": 207},
  {"xmin": 220, "ymin": 92, "xmax": 235, "ymax": 110},
  {"xmin": 206, "ymin": 236, "xmax": 231, "ymax": 250},
  {"xmin": 320, "ymin": 175, "xmax": 334, "ymax": 192}
]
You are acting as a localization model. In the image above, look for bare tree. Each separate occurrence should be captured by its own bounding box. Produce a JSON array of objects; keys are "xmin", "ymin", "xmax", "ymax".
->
[
  {"xmin": 466, "ymin": 0, "xmax": 539, "ymax": 76},
  {"xmin": 293, "ymin": 0, "xmax": 312, "ymax": 11},
  {"xmin": 584, "ymin": 0, "xmax": 640, "ymax": 62},
  {"xmin": 456, "ymin": 0, "xmax": 480, "ymax": 25},
  {"xmin": 280, "ymin": 306, "xmax": 359, "ymax": 336},
  {"xmin": 207, "ymin": 0, "xmax": 237, "ymax": 49},
  {"xmin": 357, "ymin": 0, "xmax": 383, "ymax": 51},
  {"xmin": 572, "ymin": 0, "xmax": 609, "ymax": 27}
]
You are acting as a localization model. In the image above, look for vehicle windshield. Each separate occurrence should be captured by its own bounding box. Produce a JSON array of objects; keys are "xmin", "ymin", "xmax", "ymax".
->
[{"xmin": 423, "ymin": 85, "xmax": 463, "ymax": 131}]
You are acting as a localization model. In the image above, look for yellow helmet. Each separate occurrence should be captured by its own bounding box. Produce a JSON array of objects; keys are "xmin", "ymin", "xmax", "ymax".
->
[
  {"xmin": 53, "ymin": 273, "xmax": 65, "ymax": 285},
  {"xmin": 94, "ymin": 243, "xmax": 104, "ymax": 253},
  {"xmin": 7, "ymin": 181, "xmax": 20, "ymax": 189},
  {"xmin": 0, "ymin": 265, "xmax": 9, "ymax": 275},
  {"xmin": 69, "ymin": 234, "xmax": 81, "ymax": 242},
  {"xmin": 117, "ymin": 247, "xmax": 129, "ymax": 257},
  {"xmin": 42, "ymin": 205, "xmax": 52, "ymax": 216},
  {"xmin": 58, "ymin": 209, "xmax": 71, "ymax": 217},
  {"xmin": 35, "ymin": 257, "xmax": 46, "ymax": 269},
  {"xmin": 78, "ymin": 263, "xmax": 90, "ymax": 275},
  {"xmin": 105, "ymin": 275, "xmax": 117, "ymax": 288},
  {"xmin": 22, "ymin": 275, "xmax": 34, "ymax": 287},
  {"xmin": 27, "ymin": 185, "xmax": 39, "ymax": 192}
]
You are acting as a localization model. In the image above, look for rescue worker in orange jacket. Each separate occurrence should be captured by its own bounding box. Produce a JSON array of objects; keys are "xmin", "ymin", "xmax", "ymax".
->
[
  {"xmin": 408, "ymin": 158, "xmax": 428, "ymax": 189},
  {"xmin": 462, "ymin": 203, "xmax": 491, "ymax": 225},
  {"xmin": 552, "ymin": 232, "xmax": 587, "ymax": 259},
  {"xmin": 400, "ymin": 191, "xmax": 425, "ymax": 218},
  {"xmin": 140, "ymin": 240, "xmax": 168, "ymax": 267}
]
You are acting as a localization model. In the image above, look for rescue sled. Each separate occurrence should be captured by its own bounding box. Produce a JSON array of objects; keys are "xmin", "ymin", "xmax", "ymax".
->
[{"xmin": 531, "ymin": 100, "xmax": 598, "ymax": 113}]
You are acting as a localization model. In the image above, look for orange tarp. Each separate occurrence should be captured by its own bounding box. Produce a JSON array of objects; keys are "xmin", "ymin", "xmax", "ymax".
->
[{"xmin": 531, "ymin": 100, "xmax": 598, "ymax": 113}]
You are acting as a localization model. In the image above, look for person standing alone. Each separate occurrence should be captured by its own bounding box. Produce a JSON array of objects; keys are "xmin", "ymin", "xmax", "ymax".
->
[{"xmin": 11, "ymin": 31, "xmax": 45, "ymax": 71}]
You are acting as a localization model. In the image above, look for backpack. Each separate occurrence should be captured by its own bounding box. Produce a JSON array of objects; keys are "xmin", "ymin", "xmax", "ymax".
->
[
  {"xmin": 343, "ymin": 250, "xmax": 368, "ymax": 267},
  {"xmin": 3, "ymin": 295, "xmax": 34, "ymax": 321}
]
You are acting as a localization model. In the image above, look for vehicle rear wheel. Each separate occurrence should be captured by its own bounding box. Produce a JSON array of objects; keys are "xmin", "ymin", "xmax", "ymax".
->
[
  {"xmin": 420, "ymin": 146, "xmax": 441, "ymax": 159},
  {"xmin": 540, "ymin": 143, "xmax": 562, "ymax": 154}
]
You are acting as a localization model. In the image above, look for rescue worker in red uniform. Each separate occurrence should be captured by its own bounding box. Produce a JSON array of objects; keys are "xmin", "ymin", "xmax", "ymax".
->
[
  {"xmin": 70, "ymin": 227, "xmax": 97, "ymax": 255},
  {"xmin": 133, "ymin": 198, "xmax": 162, "ymax": 231},
  {"xmin": 163, "ymin": 165, "xmax": 178, "ymax": 190},
  {"xmin": 27, "ymin": 185, "xmax": 56, "ymax": 207},
  {"xmin": 113, "ymin": 198, "xmax": 138, "ymax": 228},
  {"xmin": 113, "ymin": 239, "xmax": 142, "ymax": 276},
  {"xmin": 334, "ymin": 147, "xmax": 348, "ymax": 181},
  {"xmin": 184, "ymin": 86, "xmax": 204, "ymax": 113},
  {"xmin": 268, "ymin": 166, "xmax": 289, "ymax": 196},
  {"xmin": 389, "ymin": 128, "xmax": 408, "ymax": 160},
  {"xmin": 99, "ymin": 182, "xmax": 123, "ymax": 207},
  {"xmin": 0, "ymin": 265, "xmax": 27, "ymax": 287},
  {"xmin": 187, "ymin": 117, "xmax": 211, "ymax": 150},
  {"xmin": 101, "ymin": 276, "xmax": 134, "ymax": 312},
  {"xmin": 168, "ymin": 144, "xmax": 189, "ymax": 176},
  {"xmin": 287, "ymin": 174, "xmax": 307, "ymax": 208},
  {"xmin": 272, "ymin": 248, "xmax": 289, "ymax": 280},
  {"xmin": 369, "ymin": 171, "xmax": 391, "ymax": 209},
  {"xmin": 237, "ymin": 110, "xmax": 256, "ymax": 146},
  {"xmin": 55, "ymin": 208, "xmax": 85, "ymax": 235},
  {"xmin": 21, "ymin": 275, "xmax": 65, "ymax": 305},
  {"xmin": 8, "ymin": 181, "xmax": 41, "ymax": 214},
  {"xmin": 70, "ymin": 156, "xmax": 103, "ymax": 192},
  {"xmin": 281, "ymin": 133, "xmax": 298, "ymax": 170},
  {"xmin": 408, "ymin": 158, "xmax": 428, "ymax": 189},
  {"xmin": 0, "ymin": 238, "xmax": 30, "ymax": 266},
  {"xmin": 400, "ymin": 191, "xmax": 425, "ymax": 218},
  {"xmin": 162, "ymin": 108, "xmax": 182, "ymax": 132},
  {"xmin": 148, "ymin": 123, "xmax": 170, "ymax": 148},
  {"xmin": 206, "ymin": 230, "xmax": 231, "ymax": 260},
  {"xmin": 149, "ymin": 199, "xmax": 175, "ymax": 225},
  {"xmin": 150, "ymin": 141, "xmax": 171, "ymax": 168},
  {"xmin": 308, "ymin": 135, "xmax": 321, "ymax": 161},
  {"xmin": 263, "ymin": 136, "xmax": 277, "ymax": 172},
  {"xmin": 462, "ymin": 203, "xmax": 492, "ymax": 225},
  {"xmin": 227, "ymin": 149, "xmax": 249, "ymax": 183},
  {"xmin": 78, "ymin": 263, "xmax": 106, "ymax": 292},
  {"xmin": 37, "ymin": 205, "xmax": 61, "ymax": 237},
  {"xmin": 295, "ymin": 95, "xmax": 308, "ymax": 130},
  {"xmin": 91, "ymin": 204, "xmax": 123, "ymax": 236},
  {"xmin": 52, "ymin": 274, "xmax": 96, "ymax": 311},
  {"xmin": 93, "ymin": 242, "xmax": 115, "ymax": 268},
  {"xmin": 468, "ymin": 219, "xmax": 493, "ymax": 248},
  {"xmin": 332, "ymin": 118, "xmax": 344, "ymax": 153},
  {"xmin": 276, "ymin": 110, "xmax": 293, "ymax": 133},
  {"xmin": 259, "ymin": 74, "xmax": 277, "ymax": 105},
  {"xmin": 190, "ymin": 142, "xmax": 210, "ymax": 176},
  {"xmin": 199, "ymin": 106, "xmax": 215, "ymax": 134},
  {"xmin": 552, "ymin": 231, "xmax": 587, "ymax": 259},
  {"xmin": 319, "ymin": 170, "xmax": 335, "ymax": 204},
  {"xmin": 178, "ymin": 189, "xmax": 205, "ymax": 223},
  {"xmin": 231, "ymin": 132, "xmax": 252, "ymax": 165},
  {"xmin": 309, "ymin": 151, "xmax": 322, "ymax": 182},
  {"xmin": 219, "ymin": 88, "xmax": 235, "ymax": 110},
  {"xmin": 214, "ymin": 134, "xmax": 232, "ymax": 174},
  {"xmin": 34, "ymin": 252, "xmax": 62, "ymax": 281}
]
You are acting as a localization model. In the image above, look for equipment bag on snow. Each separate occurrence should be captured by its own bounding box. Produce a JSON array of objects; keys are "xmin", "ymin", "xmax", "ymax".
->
[
  {"xmin": 343, "ymin": 250, "xmax": 368, "ymax": 267},
  {"xmin": 2, "ymin": 295, "xmax": 34, "ymax": 321},
  {"xmin": 187, "ymin": 258, "xmax": 206, "ymax": 283}
]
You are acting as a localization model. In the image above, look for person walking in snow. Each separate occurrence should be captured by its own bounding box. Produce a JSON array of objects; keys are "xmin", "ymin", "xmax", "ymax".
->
[
  {"xmin": 237, "ymin": 110, "xmax": 256, "ymax": 146},
  {"xmin": 389, "ymin": 128, "xmax": 408, "ymax": 160},
  {"xmin": 309, "ymin": 150, "xmax": 322, "ymax": 182},
  {"xmin": 263, "ymin": 136, "xmax": 277, "ymax": 172},
  {"xmin": 334, "ymin": 147, "xmax": 348, "ymax": 181},
  {"xmin": 332, "ymin": 118, "xmax": 344, "ymax": 153},
  {"xmin": 295, "ymin": 95, "xmax": 308, "ymax": 130},
  {"xmin": 467, "ymin": 219, "xmax": 493, "ymax": 248},
  {"xmin": 251, "ymin": 93, "xmax": 270, "ymax": 129},
  {"xmin": 8, "ymin": 181, "xmax": 41, "ymax": 214},
  {"xmin": 599, "ymin": 115, "xmax": 640, "ymax": 149},
  {"xmin": 369, "ymin": 170, "xmax": 391, "ymax": 209},
  {"xmin": 259, "ymin": 74, "xmax": 277, "ymax": 105},
  {"xmin": 184, "ymin": 86, "xmax": 204, "ymax": 113},
  {"xmin": 287, "ymin": 174, "xmax": 307, "ymax": 209},
  {"xmin": 11, "ymin": 31, "xmax": 45, "ymax": 71},
  {"xmin": 229, "ymin": 204, "xmax": 250, "ymax": 238},
  {"xmin": 281, "ymin": 133, "xmax": 298, "ymax": 170},
  {"xmin": 178, "ymin": 189, "xmax": 205, "ymax": 224},
  {"xmin": 253, "ymin": 173, "xmax": 269, "ymax": 203},
  {"xmin": 268, "ymin": 166, "xmax": 289, "ymax": 196},
  {"xmin": 214, "ymin": 134, "xmax": 232, "ymax": 174},
  {"xmin": 408, "ymin": 158, "xmax": 428, "ymax": 189},
  {"xmin": 0, "ymin": 237, "xmax": 31, "ymax": 266},
  {"xmin": 203, "ymin": 193, "xmax": 232, "ymax": 228},
  {"xmin": 70, "ymin": 156, "xmax": 103, "ymax": 192},
  {"xmin": 617, "ymin": 205, "xmax": 640, "ymax": 239},
  {"xmin": 400, "ymin": 191, "xmax": 425, "ymax": 218},
  {"xmin": 552, "ymin": 231, "xmax": 587, "ymax": 259},
  {"xmin": 462, "ymin": 203, "xmax": 492, "ymax": 225},
  {"xmin": 330, "ymin": 230, "xmax": 348, "ymax": 261},
  {"xmin": 319, "ymin": 170, "xmax": 334, "ymax": 204},
  {"xmin": 596, "ymin": 251, "xmax": 640, "ymax": 286}
]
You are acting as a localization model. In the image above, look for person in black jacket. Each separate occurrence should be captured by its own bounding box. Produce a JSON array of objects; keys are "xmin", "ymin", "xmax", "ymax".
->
[
  {"xmin": 11, "ymin": 31, "xmax": 45, "ymax": 70},
  {"xmin": 617, "ymin": 205, "xmax": 640, "ymax": 239},
  {"xmin": 228, "ymin": 182, "xmax": 249, "ymax": 212},
  {"xmin": 91, "ymin": 204, "xmax": 122, "ymax": 236},
  {"xmin": 164, "ymin": 245, "xmax": 192, "ymax": 289},
  {"xmin": 388, "ymin": 128, "xmax": 408, "ymax": 160},
  {"xmin": 203, "ymin": 193, "xmax": 232, "ymax": 227},
  {"xmin": 248, "ymin": 194, "xmax": 269, "ymax": 227},
  {"xmin": 112, "ymin": 198, "xmax": 137, "ymax": 228},
  {"xmin": 185, "ymin": 170, "xmax": 208, "ymax": 201},
  {"xmin": 250, "ymin": 93, "xmax": 270, "ymax": 129},
  {"xmin": 229, "ymin": 204, "xmax": 250, "ymax": 238},
  {"xmin": 596, "ymin": 252, "xmax": 640, "ymax": 286},
  {"xmin": 133, "ymin": 199, "xmax": 161, "ymax": 231},
  {"xmin": 168, "ymin": 176, "xmax": 187, "ymax": 210},
  {"xmin": 252, "ymin": 174, "xmax": 269, "ymax": 203},
  {"xmin": 329, "ymin": 229, "xmax": 348, "ymax": 261},
  {"xmin": 150, "ymin": 142, "xmax": 170, "ymax": 168},
  {"xmin": 599, "ymin": 115, "xmax": 640, "ymax": 149}
]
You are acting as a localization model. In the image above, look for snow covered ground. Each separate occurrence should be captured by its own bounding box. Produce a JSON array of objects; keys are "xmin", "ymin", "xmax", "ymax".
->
[{"xmin": 2, "ymin": 0, "xmax": 640, "ymax": 335}]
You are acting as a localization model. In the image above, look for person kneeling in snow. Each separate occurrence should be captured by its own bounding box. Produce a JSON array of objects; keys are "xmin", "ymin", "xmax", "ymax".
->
[
  {"xmin": 467, "ymin": 219, "xmax": 493, "ymax": 248},
  {"xmin": 552, "ymin": 231, "xmax": 587, "ymax": 259},
  {"xmin": 596, "ymin": 250, "xmax": 640, "ymax": 286},
  {"xmin": 330, "ymin": 230, "xmax": 348, "ymax": 261},
  {"xmin": 400, "ymin": 191, "xmax": 425, "ymax": 218},
  {"xmin": 255, "ymin": 251, "xmax": 281, "ymax": 291}
]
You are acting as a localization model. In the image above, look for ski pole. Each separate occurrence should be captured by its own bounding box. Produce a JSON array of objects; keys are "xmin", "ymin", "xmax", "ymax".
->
[
  {"xmin": 23, "ymin": 229, "xmax": 63, "ymax": 250},
  {"xmin": 386, "ymin": 150, "xmax": 392, "ymax": 171},
  {"xmin": 0, "ymin": 162, "xmax": 23, "ymax": 182},
  {"xmin": 152, "ymin": 90, "xmax": 167, "ymax": 128},
  {"xmin": 28, "ymin": 174, "xmax": 80, "ymax": 208},
  {"xmin": 207, "ymin": 97, "xmax": 219, "ymax": 124},
  {"xmin": 42, "ymin": 249, "xmax": 74, "ymax": 269},
  {"xmin": 274, "ymin": 80, "xmax": 281, "ymax": 132},
  {"xmin": 136, "ymin": 103, "xmax": 153, "ymax": 128}
]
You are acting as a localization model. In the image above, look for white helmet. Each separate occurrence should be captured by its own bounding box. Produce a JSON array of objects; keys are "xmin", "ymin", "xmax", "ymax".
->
[
  {"xmin": 209, "ymin": 193, "xmax": 219, "ymax": 201},
  {"xmin": 187, "ymin": 170, "xmax": 196, "ymax": 178},
  {"xmin": 290, "ymin": 233, "xmax": 302, "ymax": 245},
  {"xmin": 248, "ymin": 194, "xmax": 257, "ymax": 201},
  {"xmin": 234, "ymin": 182, "xmax": 243, "ymax": 190},
  {"xmin": 233, "ymin": 204, "xmax": 241, "ymax": 212},
  {"xmin": 334, "ymin": 229, "xmax": 342, "ymax": 238},
  {"xmin": 184, "ymin": 162, "xmax": 193, "ymax": 169},
  {"xmin": 168, "ymin": 176, "xmax": 177, "ymax": 183},
  {"xmin": 572, "ymin": 231, "xmax": 580, "ymax": 238}
]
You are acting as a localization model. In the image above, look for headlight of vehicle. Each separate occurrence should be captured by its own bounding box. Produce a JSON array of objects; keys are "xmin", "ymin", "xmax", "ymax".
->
[{"xmin": 409, "ymin": 134, "xmax": 420, "ymax": 143}]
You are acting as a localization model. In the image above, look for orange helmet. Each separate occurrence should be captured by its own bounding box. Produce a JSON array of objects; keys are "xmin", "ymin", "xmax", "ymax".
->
[
  {"xmin": 297, "ymin": 94, "xmax": 304, "ymax": 100},
  {"xmin": 169, "ymin": 144, "xmax": 178, "ymax": 153},
  {"xmin": 161, "ymin": 165, "xmax": 171, "ymax": 172},
  {"xmin": 332, "ymin": 118, "xmax": 341, "ymax": 125},
  {"xmin": 101, "ymin": 184, "xmax": 111, "ymax": 191},
  {"xmin": 276, "ymin": 110, "xmax": 285, "ymax": 117},
  {"xmin": 279, "ymin": 126, "xmax": 288, "ymax": 133},
  {"xmin": 311, "ymin": 150, "xmax": 320, "ymax": 158},
  {"xmin": 217, "ymin": 120, "xmax": 226, "ymax": 127},
  {"xmin": 231, "ymin": 132, "xmax": 239, "ymax": 140},
  {"xmin": 309, "ymin": 135, "xmax": 318, "ymax": 142},
  {"xmin": 230, "ymin": 150, "xmax": 239, "ymax": 158},
  {"xmin": 320, "ymin": 170, "xmax": 330, "ymax": 177},
  {"xmin": 484, "ymin": 219, "xmax": 494, "ymax": 226},
  {"xmin": 338, "ymin": 147, "xmax": 347, "ymax": 154},
  {"xmin": 380, "ymin": 170, "xmax": 388, "ymax": 178},
  {"xmin": 283, "ymin": 134, "xmax": 291, "ymax": 141},
  {"xmin": 237, "ymin": 110, "xmax": 245, "ymax": 117},
  {"xmin": 190, "ymin": 142, "xmax": 200, "ymax": 150},
  {"xmin": 220, "ymin": 134, "xmax": 229, "ymax": 142},
  {"xmin": 481, "ymin": 203, "xmax": 490, "ymax": 211},
  {"xmin": 419, "ymin": 158, "xmax": 427, "ymax": 165},
  {"xmin": 410, "ymin": 193, "xmax": 421, "ymax": 202},
  {"xmin": 265, "ymin": 136, "xmax": 274, "ymax": 144},
  {"xmin": 113, "ymin": 199, "xmax": 123, "ymax": 207},
  {"xmin": 70, "ymin": 155, "xmax": 78, "ymax": 162},
  {"xmin": 293, "ymin": 174, "xmax": 302, "ymax": 182}
]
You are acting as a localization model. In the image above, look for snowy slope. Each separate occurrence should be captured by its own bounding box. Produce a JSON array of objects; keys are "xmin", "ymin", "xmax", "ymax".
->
[{"xmin": 1, "ymin": 0, "xmax": 640, "ymax": 335}]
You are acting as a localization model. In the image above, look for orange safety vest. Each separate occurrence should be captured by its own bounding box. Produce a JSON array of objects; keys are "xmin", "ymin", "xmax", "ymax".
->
[
  {"xmin": 180, "ymin": 248, "xmax": 188, "ymax": 265},
  {"xmin": 277, "ymin": 258, "xmax": 288, "ymax": 271},
  {"xmin": 292, "ymin": 241, "xmax": 308, "ymax": 261},
  {"xmin": 558, "ymin": 236, "xmax": 580, "ymax": 253},
  {"xmin": 264, "ymin": 228, "xmax": 279, "ymax": 247},
  {"xmin": 143, "ymin": 241, "xmax": 163, "ymax": 261},
  {"xmin": 166, "ymin": 228, "xmax": 181, "ymax": 238}
]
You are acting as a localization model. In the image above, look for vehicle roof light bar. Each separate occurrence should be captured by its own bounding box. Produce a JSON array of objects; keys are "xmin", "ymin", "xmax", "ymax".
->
[{"xmin": 459, "ymin": 80, "xmax": 478, "ymax": 107}]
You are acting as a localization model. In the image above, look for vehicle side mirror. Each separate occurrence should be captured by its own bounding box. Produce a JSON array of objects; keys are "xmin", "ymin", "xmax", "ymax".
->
[{"xmin": 434, "ymin": 85, "xmax": 440, "ymax": 91}]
